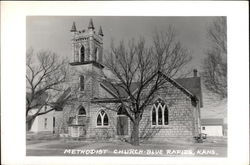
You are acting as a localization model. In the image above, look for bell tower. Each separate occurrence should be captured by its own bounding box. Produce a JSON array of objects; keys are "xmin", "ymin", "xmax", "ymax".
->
[
  {"xmin": 69, "ymin": 18, "xmax": 104, "ymax": 98},
  {"xmin": 70, "ymin": 18, "xmax": 104, "ymax": 67}
]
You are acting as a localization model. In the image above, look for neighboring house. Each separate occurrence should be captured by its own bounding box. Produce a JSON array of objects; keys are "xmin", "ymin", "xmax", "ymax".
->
[
  {"xmin": 26, "ymin": 92, "xmax": 64, "ymax": 134},
  {"xmin": 201, "ymin": 118, "xmax": 224, "ymax": 136},
  {"xmin": 27, "ymin": 107, "xmax": 63, "ymax": 134},
  {"xmin": 61, "ymin": 19, "xmax": 203, "ymax": 141},
  {"xmin": 200, "ymin": 85, "xmax": 227, "ymax": 137}
]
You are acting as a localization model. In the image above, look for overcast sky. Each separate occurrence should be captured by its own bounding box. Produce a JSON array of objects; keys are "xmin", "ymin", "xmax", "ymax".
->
[{"xmin": 27, "ymin": 16, "xmax": 217, "ymax": 75}]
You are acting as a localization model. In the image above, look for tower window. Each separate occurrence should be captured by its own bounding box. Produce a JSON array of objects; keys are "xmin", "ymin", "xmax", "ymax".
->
[
  {"xmin": 80, "ymin": 46, "xmax": 85, "ymax": 62},
  {"xmin": 79, "ymin": 76, "xmax": 84, "ymax": 91},
  {"xmin": 95, "ymin": 47, "xmax": 98, "ymax": 61},
  {"xmin": 151, "ymin": 99, "xmax": 169, "ymax": 126},
  {"xmin": 97, "ymin": 110, "xmax": 109, "ymax": 126}
]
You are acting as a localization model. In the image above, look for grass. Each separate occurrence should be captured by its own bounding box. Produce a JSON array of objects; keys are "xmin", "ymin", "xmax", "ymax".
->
[{"xmin": 41, "ymin": 141, "xmax": 89, "ymax": 149}]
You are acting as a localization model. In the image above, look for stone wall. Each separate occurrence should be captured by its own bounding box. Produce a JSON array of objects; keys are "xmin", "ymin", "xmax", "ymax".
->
[
  {"xmin": 85, "ymin": 104, "xmax": 117, "ymax": 140},
  {"xmin": 64, "ymin": 77, "xmax": 199, "ymax": 141},
  {"xmin": 138, "ymin": 79, "xmax": 197, "ymax": 140}
]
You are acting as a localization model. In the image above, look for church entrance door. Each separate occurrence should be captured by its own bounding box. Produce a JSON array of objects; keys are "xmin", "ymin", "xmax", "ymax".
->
[{"xmin": 117, "ymin": 116, "xmax": 128, "ymax": 136}]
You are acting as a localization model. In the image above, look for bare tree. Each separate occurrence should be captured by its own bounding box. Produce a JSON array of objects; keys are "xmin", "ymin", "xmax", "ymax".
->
[
  {"xmin": 100, "ymin": 27, "xmax": 192, "ymax": 145},
  {"xmin": 202, "ymin": 17, "xmax": 227, "ymax": 99},
  {"xmin": 26, "ymin": 49, "xmax": 73, "ymax": 129}
]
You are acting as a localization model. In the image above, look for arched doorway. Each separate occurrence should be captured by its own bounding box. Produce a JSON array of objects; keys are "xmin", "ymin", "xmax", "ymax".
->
[{"xmin": 117, "ymin": 106, "xmax": 128, "ymax": 136}]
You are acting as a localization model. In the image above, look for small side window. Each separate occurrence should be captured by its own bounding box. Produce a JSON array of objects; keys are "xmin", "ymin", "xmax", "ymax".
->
[{"xmin": 80, "ymin": 76, "xmax": 84, "ymax": 91}]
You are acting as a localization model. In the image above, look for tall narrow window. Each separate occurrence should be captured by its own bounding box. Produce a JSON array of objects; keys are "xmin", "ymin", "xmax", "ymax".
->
[
  {"xmin": 158, "ymin": 106, "xmax": 163, "ymax": 125},
  {"xmin": 53, "ymin": 117, "xmax": 55, "ymax": 134},
  {"xmin": 97, "ymin": 115, "xmax": 102, "ymax": 126},
  {"xmin": 95, "ymin": 48, "xmax": 98, "ymax": 61},
  {"xmin": 164, "ymin": 107, "xmax": 169, "ymax": 125},
  {"xmin": 151, "ymin": 99, "xmax": 169, "ymax": 126},
  {"xmin": 80, "ymin": 46, "xmax": 85, "ymax": 62},
  {"xmin": 78, "ymin": 106, "xmax": 86, "ymax": 125},
  {"xmin": 80, "ymin": 76, "xmax": 84, "ymax": 91},
  {"xmin": 44, "ymin": 118, "xmax": 47, "ymax": 129},
  {"xmin": 152, "ymin": 107, "xmax": 156, "ymax": 125},
  {"xmin": 103, "ymin": 114, "xmax": 109, "ymax": 126},
  {"xmin": 97, "ymin": 110, "xmax": 109, "ymax": 126}
]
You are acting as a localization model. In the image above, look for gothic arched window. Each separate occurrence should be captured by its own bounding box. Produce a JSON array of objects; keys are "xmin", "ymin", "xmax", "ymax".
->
[
  {"xmin": 79, "ymin": 75, "xmax": 84, "ymax": 91},
  {"xmin": 77, "ymin": 106, "xmax": 86, "ymax": 125},
  {"xmin": 95, "ymin": 47, "xmax": 99, "ymax": 61},
  {"xmin": 152, "ymin": 107, "xmax": 156, "ymax": 125},
  {"xmin": 164, "ymin": 106, "xmax": 169, "ymax": 125},
  {"xmin": 80, "ymin": 46, "xmax": 85, "ymax": 62},
  {"xmin": 117, "ymin": 106, "xmax": 126, "ymax": 115},
  {"xmin": 78, "ymin": 106, "xmax": 86, "ymax": 115},
  {"xmin": 151, "ymin": 99, "xmax": 169, "ymax": 126},
  {"xmin": 117, "ymin": 106, "xmax": 128, "ymax": 135},
  {"xmin": 97, "ymin": 110, "xmax": 109, "ymax": 126}
]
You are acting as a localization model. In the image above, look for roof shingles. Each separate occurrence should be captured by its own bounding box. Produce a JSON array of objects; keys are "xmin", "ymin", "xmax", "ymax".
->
[{"xmin": 100, "ymin": 73, "xmax": 203, "ymax": 107}]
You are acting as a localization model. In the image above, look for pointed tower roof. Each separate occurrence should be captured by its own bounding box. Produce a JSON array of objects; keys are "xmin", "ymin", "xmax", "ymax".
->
[
  {"xmin": 88, "ymin": 18, "xmax": 95, "ymax": 30},
  {"xmin": 70, "ymin": 21, "xmax": 77, "ymax": 32},
  {"xmin": 98, "ymin": 26, "xmax": 104, "ymax": 36}
]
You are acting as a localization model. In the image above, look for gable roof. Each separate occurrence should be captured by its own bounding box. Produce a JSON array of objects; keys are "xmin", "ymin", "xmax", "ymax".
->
[
  {"xmin": 26, "ymin": 92, "xmax": 48, "ymax": 108},
  {"xmin": 101, "ymin": 80, "xmax": 139, "ymax": 98},
  {"xmin": 100, "ymin": 72, "xmax": 203, "ymax": 107},
  {"xmin": 26, "ymin": 87, "xmax": 71, "ymax": 111},
  {"xmin": 201, "ymin": 118, "xmax": 224, "ymax": 125},
  {"xmin": 175, "ymin": 77, "xmax": 203, "ymax": 107}
]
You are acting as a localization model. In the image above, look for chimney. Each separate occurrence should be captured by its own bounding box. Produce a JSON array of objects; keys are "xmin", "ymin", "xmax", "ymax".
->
[{"xmin": 193, "ymin": 69, "xmax": 198, "ymax": 77}]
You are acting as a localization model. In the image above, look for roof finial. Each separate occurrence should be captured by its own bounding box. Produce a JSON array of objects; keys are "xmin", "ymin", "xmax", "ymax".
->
[
  {"xmin": 98, "ymin": 26, "xmax": 104, "ymax": 36},
  {"xmin": 70, "ymin": 21, "xmax": 77, "ymax": 32},
  {"xmin": 88, "ymin": 18, "xmax": 95, "ymax": 30}
]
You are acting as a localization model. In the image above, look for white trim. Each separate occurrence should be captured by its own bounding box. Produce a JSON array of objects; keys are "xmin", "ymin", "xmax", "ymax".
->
[
  {"xmin": 151, "ymin": 100, "xmax": 169, "ymax": 127},
  {"xmin": 96, "ymin": 110, "xmax": 109, "ymax": 128}
]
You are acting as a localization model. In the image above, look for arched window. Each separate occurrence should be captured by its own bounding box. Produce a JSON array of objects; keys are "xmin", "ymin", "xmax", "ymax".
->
[
  {"xmin": 152, "ymin": 107, "xmax": 156, "ymax": 125},
  {"xmin": 117, "ymin": 106, "xmax": 128, "ymax": 135},
  {"xmin": 158, "ymin": 106, "xmax": 163, "ymax": 125},
  {"xmin": 151, "ymin": 99, "xmax": 169, "ymax": 126},
  {"xmin": 97, "ymin": 110, "xmax": 109, "ymax": 126},
  {"xmin": 117, "ymin": 106, "xmax": 126, "ymax": 115},
  {"xmin": 79, "ymin": 75, "xmax": 84, "ymax": 91},
  {"xmin": 164, "ymin": 106, "xmax": 169, "ymax": 125},
  {"xmin": 80, "ymin": 46, "xmax": 85, "ymax": 62},
  {"xmin": 95, "ymin": 47, "xmax": 98, "ymax": 61},
  {"xmin": 78, "ymin": 106, "xmax": 86, "ymax": 115},
  {"xmin": 77, "ymin": 106, "xmax": 86, "ymax": 125}
]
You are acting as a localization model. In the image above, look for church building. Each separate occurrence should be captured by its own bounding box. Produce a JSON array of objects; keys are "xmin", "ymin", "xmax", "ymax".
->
[{"xmin": 64, "ymin": 18, "xmax": 203, "ymax": 141}]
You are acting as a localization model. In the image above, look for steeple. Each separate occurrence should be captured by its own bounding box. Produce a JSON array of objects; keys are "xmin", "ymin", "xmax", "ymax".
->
[
  {"xmin": 88, "ymin": 18, "xmax": 95, "ymax": 30},
  {"xmin": 98, "ymin": 26, "xmax": 104, "ymax": 36},
  {"xmin": 70, "ymin": 21, "xmax": 77, "ymax": 32},
  {"xmin": 70, "ymin": 19, "xmax": 104, "ymax": 68}
]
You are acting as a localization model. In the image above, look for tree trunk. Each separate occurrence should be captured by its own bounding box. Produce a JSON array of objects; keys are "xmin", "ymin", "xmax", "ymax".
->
[{"xmin": 131, "ymin": 118, "xmax": 140, "ymax": 146}]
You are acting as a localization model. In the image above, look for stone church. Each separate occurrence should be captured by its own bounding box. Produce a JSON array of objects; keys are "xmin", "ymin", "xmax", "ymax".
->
[{"xmin": 64, "ymin": 18, "xmax": 203, "ymax": 141}]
